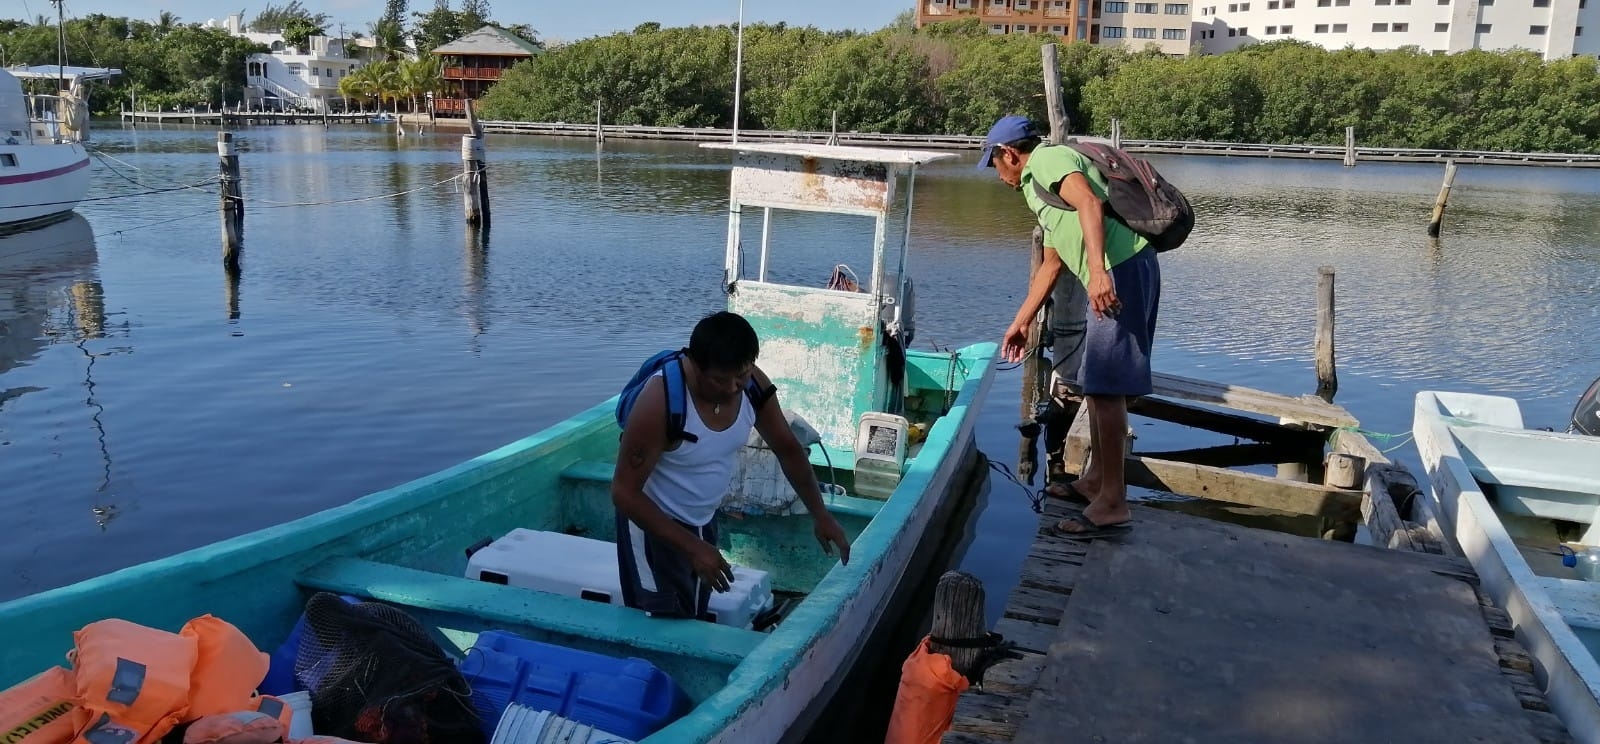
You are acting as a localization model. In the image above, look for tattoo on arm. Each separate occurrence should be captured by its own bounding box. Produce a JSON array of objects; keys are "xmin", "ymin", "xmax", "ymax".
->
[{"xmin": 627, "ymin": 446, "xmax": 648, "ymax": 469}]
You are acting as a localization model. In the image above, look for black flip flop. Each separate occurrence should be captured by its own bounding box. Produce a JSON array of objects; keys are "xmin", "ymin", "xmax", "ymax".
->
[
  {"xmin": 1048, "ymin": 514, "xmax": 1133, "ymax": 540},
  {"xmin": 1044, "ymin": 481, "xmax": 1092, "ymax": 505}
]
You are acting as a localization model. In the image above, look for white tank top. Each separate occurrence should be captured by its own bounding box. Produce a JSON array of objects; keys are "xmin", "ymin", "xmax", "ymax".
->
[{"xmin": 643, "ymin": 370, "xmax": 757, "ymax": 527}]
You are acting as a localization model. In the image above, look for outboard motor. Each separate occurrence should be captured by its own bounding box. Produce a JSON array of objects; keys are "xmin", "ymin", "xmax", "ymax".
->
[{"xmin": 1572, "ymin": 375, "xmax": 1600, "ymax": 435}]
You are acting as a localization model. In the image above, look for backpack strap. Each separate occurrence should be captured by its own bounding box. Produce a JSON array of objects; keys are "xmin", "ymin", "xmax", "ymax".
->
[{"xmin": 661, "ymin": 354, "xmax": 699, "ymax": 444}]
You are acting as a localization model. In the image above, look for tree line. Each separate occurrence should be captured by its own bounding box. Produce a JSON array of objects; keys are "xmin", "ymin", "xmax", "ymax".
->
[
  {"xmin": 479, "ymin": 20, "xmax": 1600, "ymax": 153},
  {"xmin": 0, "ymin": 0, "xmax": 536, "ymax": 115}
]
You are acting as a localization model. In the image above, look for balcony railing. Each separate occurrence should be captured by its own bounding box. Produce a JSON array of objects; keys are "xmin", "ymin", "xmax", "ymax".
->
[
  {"xmin": 443, "ymin": 66, "xmax": 506, "ymax": 81},
  {"xmin": 434, "ymin": 98, "xmax": 469, "ymax": 113}
]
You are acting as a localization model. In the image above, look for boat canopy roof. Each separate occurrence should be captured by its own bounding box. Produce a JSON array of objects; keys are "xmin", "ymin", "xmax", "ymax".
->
[
  {"xmin": 700, "ymin": 142, "xmax": 955, "ymax": 166},
  {"xmin": 6, "ymin": 65, "xmax": 123, "ymax": 85}
]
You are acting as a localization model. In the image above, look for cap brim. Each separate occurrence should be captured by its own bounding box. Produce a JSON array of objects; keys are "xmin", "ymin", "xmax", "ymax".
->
[{"xmin": 976, "ymin": 143, "xmax": 996, "ymax": 171}]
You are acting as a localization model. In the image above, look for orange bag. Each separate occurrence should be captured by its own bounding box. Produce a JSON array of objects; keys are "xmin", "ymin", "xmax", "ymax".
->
[
  {"xmin": 180, "ymin": 615, "xmax": 269, "ymax": 720},
  {"xmin": 0, "ymin": 667, "xmax": 87, "ymax": 744},
  {"xmin": 181, "ymin": 711, "xmax": 284, "ymax": 744},
  {"xmin": 884, "ymin": 636, "xmax": 970, "ymax": 744},
  {"xmin": 69, "ymin": 618, "xmax": 199, "ymax": 744},
  {"xmin": 247, "ymin": 695, "xmax": 292, "ymax": 734}
]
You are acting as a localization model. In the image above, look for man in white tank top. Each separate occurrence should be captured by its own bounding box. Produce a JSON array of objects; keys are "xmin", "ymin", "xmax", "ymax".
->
[{"xmin": 612, "ymin": 311, "xmax": 853, "ymax": 620}]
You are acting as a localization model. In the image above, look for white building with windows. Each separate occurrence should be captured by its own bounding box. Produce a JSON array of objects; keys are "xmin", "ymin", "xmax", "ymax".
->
[
  {"xmin": 917, "ymin": 0, "xmax": 1194, "ymax": 55},
  {"xmin": 1098, "ymin": 1, "xmax": 1197, "ymax": 54},
  {"xmin": 207, "ymin": 14, "xmax": 365, "ymax": 112},
  {"xmin": 1193, "ymin": 0, "xmax": 1599, "ymax": 58}
]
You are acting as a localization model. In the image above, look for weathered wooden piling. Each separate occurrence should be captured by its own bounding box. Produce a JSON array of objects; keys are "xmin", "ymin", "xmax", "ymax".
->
[
  {"xmin": 461, "ymin": 101, "xmax": 490, "ymax": 228},
  {"xmin": 928, "ymin": 570, "xmax": 988, "ymax": 682},
  {"xmin": 1018, "ymin": 43, "xmax": 1071, "ymax": 483},
  {"xmin": 1315, "ymin": 266, "xmax": 1337, "ymax": 403},
  {"xmin": 595, "ymin": 99, "xmax": 604, "ymax": 145},
  {"xmin": 1344, "ymin": 126, "xmax": 1358, "ymax": 167},
  {"xmin": 1427, "ymin": 160, "xmax": 1459, "ymax": 238},
  {"xmin": 1110, "ymin": 117, "xmax": 1123, "ymax": 150},
  {"xmin": 218, "ymin": 131, "xmax": 243, "ymax": 270}
]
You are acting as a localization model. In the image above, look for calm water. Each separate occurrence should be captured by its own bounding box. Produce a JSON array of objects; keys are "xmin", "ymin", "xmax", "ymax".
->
[{"xmin": 3, "ymin": 125, "xmax": 1599, "ymax": 620}]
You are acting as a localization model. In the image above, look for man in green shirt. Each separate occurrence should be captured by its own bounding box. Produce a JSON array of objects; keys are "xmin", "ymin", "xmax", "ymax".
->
[{"xmin": 979, "ymin": 115, "xmax": 1162, "ymax": 537}]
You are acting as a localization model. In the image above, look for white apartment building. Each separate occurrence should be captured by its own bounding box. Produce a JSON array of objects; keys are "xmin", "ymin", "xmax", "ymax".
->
[
  {"xmin": 1193, "ymin": 0, "xmax": 1600, "ymax": 58},
  {"xmin": 1098, "ymin": 1, "xmax": 1197, "ymax": 55},
  {"xmin": 918, "ymin": 0, "xmax": 1194, "ymax": 55},
  {"xmin": 206, "ymin": 14, "xmax": 366, "ymax": 112}
]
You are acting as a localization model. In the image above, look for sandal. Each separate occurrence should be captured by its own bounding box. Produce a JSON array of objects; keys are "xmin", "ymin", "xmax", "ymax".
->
[
  {"xmin": 1044, "ymin": 481, "xmax": 1092, "ymax": 505},
  {"xmin": 1047, "ymin": 514, "xmax": 1133, "ymax": 540}
]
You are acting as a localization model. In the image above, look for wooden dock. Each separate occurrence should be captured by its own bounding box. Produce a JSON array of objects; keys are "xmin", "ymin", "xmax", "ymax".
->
[
  {"xmin": 119, "ymin": 110, "xmax": 378, "ymax": 126},
  {"xmin": 470, "ymin": 120, "xmax": 1600, "ymax": 168},
  {"xmin": 937, "ymin": 374, "xmax": 1574, "ymax": 744}
]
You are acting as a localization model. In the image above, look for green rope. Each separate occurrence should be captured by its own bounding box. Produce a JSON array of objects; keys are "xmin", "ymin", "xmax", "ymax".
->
[{"xmin": 1329, "ymin": 426, "xmax": 1415, "ymax": 455}]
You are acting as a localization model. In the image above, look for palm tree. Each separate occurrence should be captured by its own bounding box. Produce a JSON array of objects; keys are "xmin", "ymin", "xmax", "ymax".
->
[
  {"xmin": 399, "ymin": 55, "xmax": 442, "ymax": 113},
  {"xmin": 367, "ymin": 18, "xmax": 408, "ymax": 61},
  {"xmin": 155, "ymin": 11, "xmax": 180, "ymax": 36},
  {"xmin": 368, "ymin": 60, "xmax": 404, "ymax": 114}
]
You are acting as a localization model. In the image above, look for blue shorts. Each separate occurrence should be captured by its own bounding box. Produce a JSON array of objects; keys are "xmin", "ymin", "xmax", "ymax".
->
[
  {"xmin": 1079, "ymin": 247, "xmax": 1160, "ymax": 397},
  {"xmin": 616, "ymin": 511, "xmax": 717, "ymax": 620}
]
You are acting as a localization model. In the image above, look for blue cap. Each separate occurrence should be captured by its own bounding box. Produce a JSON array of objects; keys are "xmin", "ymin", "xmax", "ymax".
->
[{"xmin": 977, "ymin": 115, "xmax": 1041, "ymax": 171}]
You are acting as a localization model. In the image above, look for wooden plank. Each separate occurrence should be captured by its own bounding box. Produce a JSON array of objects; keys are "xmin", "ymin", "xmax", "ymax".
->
[
  {"xmin": 1129, "ymin": 396, "xmax": 1329, "ymax": 447},
  {"xmin": 1151, "ymin": 371, "xmax": 1359, "ymax": 428},
  {"xmin": 1122, "ymin": 455, "xmax": 1364, "ymax": 521},
  {"xmin": 1011, "ymin": 509, "xmax": 1544, "ymax": 744},
  {"xmin": 1133, "ymin": 441, "xmax": 1320, "ymax": 469},
  {"xmin": 1001, "ymin": 586, "xmax": 1071, "ymax": 626}
]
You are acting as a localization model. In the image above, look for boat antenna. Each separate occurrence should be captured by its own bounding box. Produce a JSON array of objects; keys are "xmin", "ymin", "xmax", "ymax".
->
[
  {"xmin": 53, "ymin": 0, "xmax": 66, "ymax": 93},
  {"xmin": 731, "ymin": 0, "xmax": 744, "ymax": 143}
]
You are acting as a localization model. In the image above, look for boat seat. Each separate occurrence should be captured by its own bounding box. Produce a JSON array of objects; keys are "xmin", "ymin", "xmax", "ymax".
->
[
  {"xmin": 557, "ymin": 460, "xmax": 888, "ymax": 519},
  {"xmin": 295, "ymin": 557, "xmax": 763, "ymax": 666}
]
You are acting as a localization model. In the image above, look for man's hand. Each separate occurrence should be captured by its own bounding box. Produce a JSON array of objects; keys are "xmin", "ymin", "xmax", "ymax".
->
[
  {"xmin": 1088, "ymin": 268, "xmax": 1120, "ymax": 319},
  {"xmin": 1002, "ymin": 320, "xmax": 1030, "ymax": 364},
  {"xmin": 688, "ymin": 539, "xmax": 735, "ymax": 593},
  {"xmin": 813, "ymin": 512, "xmax": 852, "ymax": 566}
]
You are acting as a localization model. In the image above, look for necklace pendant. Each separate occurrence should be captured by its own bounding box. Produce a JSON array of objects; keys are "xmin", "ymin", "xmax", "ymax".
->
[{"xmin": 714, "ymin": 403, "xmax": 722, "ymax": 414}]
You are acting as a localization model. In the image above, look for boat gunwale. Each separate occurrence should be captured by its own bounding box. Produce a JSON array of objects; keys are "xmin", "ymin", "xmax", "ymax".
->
[{"xmin": 1414, "ymin": 390, "xmax": 1600, "ymax": 744}]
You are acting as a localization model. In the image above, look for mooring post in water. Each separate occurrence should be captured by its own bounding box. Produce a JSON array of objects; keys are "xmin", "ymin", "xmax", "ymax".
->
[
  {"xmin": 1111, "ymin": 117, "xmax": 1122, "ymax": 150},
  {"xmin": 1427, "ymin": 160, "xmax": 1458, "ymax": 238},
  {"xmin": 218, "ymin": 131, "xmax": 243, "ymax": 269},
  {"xmin": 1344, "ymin": 126, "xmax": 1357, "ymax": 167},
  {"xmin": 928, "ymin": 570, "xmax": 987, "ymax": 683},
  {"xmin": 828, "ymin": 109, "xmax": 839, "ymax": 146},
  {"xmin": 1016, "ymin": 43, "xmax": 1073, "ymax": 483},
  {"xmin": 1315, "ymin": 265, "xmax": 1337, "ymax": 403},
  {"xmin": 461, "ymin": 100, "xmax": 490, "ymax": 228},
  {"xmin": 595, "ymin": 98, "xmax": 604, "ymax": 144}
]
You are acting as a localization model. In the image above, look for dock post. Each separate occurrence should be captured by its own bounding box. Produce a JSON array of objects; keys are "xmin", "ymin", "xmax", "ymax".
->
[
  {"xmin": 1426, "ymin": 160, "xmax": 1458, "ymax": 238},
  {"xmin": 218, "ymin": 131, "xmax": 243, "ymax": 270},
  {"xmin": 1111, "ymin": 117, "xmax": 1122, "ymax": 150},
  {"xmin": 828, "ymin": 110, "xmax": 839, "ymax": 146},
  {"xmin": 461, "ymin": 101, "xmax": 490, "ymax": 228},
  {"xmin": 927, "ymin": 571, "xmax": 987, "ymax": 682},
  {"xmin": 1315, "ymin": 266, "xmax": 1337, "ymax": 403},
  {"xmin": 1018, "ymin": 43, "xmax": 1072, "ymax": 483},
  {"xmin": 1344, "ymin": 126, "xmax": 1357, "ymax": 167},
  {"xmin": 595, "ymin": 99, "xmax": 604, "ymax": 145}
]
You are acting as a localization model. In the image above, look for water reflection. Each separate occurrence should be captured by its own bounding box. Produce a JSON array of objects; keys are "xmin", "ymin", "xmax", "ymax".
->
[
  {"xmin": 0, "ymin": 214, "xmax": 119, "ymax": 529},
  {"xmin": 464, "ymin": 225, "xmax": 488, "ymax": 349}
]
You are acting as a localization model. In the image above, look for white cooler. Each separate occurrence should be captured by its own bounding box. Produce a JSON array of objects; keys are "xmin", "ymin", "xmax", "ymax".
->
[{"xmin": 465, "ymin": 528, "xmax": 775, "ymax": 630}]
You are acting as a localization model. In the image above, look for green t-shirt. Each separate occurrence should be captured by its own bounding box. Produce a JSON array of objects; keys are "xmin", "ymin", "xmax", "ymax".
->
[{"xmin": 1020, "ymin": 144, "xmax": 1148, "ymax": 287}]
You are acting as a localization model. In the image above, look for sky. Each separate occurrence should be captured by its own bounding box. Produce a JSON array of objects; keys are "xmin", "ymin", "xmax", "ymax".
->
[{"xmin": 41, "ymin": 0, "xmax": 912, "ymax": 43}]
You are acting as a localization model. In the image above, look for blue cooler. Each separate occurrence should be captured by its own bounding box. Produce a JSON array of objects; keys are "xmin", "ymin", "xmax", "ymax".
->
[{"xmin": 459, "ymin": 630, "xmax": 687, "ymax": 740}]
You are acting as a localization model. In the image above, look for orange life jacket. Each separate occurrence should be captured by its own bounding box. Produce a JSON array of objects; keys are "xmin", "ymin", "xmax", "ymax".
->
[
  {"xmin": 884, "ymin": 636, "xmax": 971, "ymax": 744},
  {"xmin": 67, "ymin": 615, "xmax": 268, "ymax": 744},
  {"xmin": 0, "ymin": 666, "xmax": 88, "ymax": 744}
]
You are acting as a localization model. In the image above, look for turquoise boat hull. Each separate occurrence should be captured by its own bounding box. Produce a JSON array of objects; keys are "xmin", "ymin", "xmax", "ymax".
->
[{"xmin": 0, "ymin": 342, "xmax": 997, "ymax": 744}]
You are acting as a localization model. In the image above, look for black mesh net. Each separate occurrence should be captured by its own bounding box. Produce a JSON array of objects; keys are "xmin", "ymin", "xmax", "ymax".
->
[{"xmin": 294, "ymin": 592, "xmax": 485, "ymax": 744}]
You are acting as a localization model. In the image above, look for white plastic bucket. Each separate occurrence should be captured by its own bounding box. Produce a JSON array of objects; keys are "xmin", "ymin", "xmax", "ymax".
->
[
  {"xmin": 278, "ymin": 690, "xmax": 315, "ymax": 740},
  {"xmin": 490, "ymin": 704, "xmax": 636, "ymax": 744}
]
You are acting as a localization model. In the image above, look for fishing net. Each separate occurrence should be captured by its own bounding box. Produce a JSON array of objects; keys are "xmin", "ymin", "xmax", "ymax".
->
[
  {"xmin": 720, "ymin": 411, "xmax": 842, "ymax": 517},
  {"xmin": 294, "ymin": 592, "xmax": 484, "ymax": 744}
]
